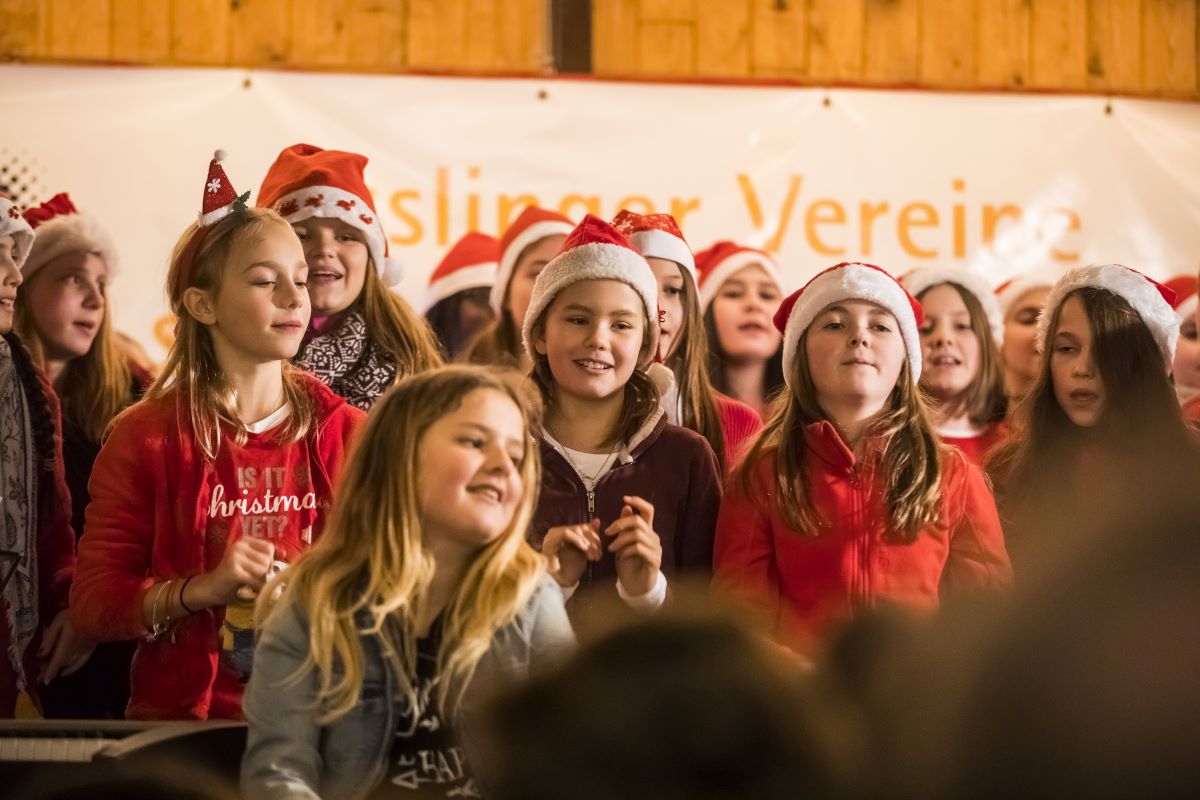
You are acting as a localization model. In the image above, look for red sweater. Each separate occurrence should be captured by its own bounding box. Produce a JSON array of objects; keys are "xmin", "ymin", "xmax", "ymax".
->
[
  {"xmin": 713, "ymin": 421, "xmax": 1011, "ymax": 655},
  {"xmin": 714, "ymin": 392, "xmax": 763, "ymax": 473},
  {"xmin": 70, "ymin": 374, "xmax": 363, "ymax": 720},
  {"xmin": 939, "ymin": 421, "xmax": 1009, "ymax": 469}
]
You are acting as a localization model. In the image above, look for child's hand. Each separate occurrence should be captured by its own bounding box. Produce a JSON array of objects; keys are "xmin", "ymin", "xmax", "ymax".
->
[
  {"xmin": 193, "ymin": 538, "xmax": 276, "ymax": 607},
  {"xmin": 542, "ymin": 520, "xmax": 601, "ymax": 589},
  {"xmin": 605, "ymin": 496, "xmax": 662, "ymax": 597}
]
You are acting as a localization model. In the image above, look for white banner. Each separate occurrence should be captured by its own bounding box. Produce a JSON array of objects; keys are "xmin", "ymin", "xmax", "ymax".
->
[{"xmin": 3, "ymin": 64, "xmax": 1199, "ymax": 359}]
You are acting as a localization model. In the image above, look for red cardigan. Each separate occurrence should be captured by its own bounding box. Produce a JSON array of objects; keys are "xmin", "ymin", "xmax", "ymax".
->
[
  {"xmin": 70, "ymin": 374, "xmax": 363, "ymax": 719},
  {"xmin": 713, "ymin": 421, "xmax": 1011, "ymax": 655},
  {"xmin": 714, "ymin": 392, "xmax": 763, "ymax": 473}
]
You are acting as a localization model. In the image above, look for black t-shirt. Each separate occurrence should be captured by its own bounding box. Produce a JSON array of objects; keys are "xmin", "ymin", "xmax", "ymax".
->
[{"xmin": 371, "ymin": 616, "xmax": 481, "ymax": 799}]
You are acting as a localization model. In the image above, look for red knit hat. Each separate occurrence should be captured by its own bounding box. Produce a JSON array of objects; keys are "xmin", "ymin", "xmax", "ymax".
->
[
  {"xmin": 521, "ymin": 214, "xmax": 659, "ymax": 364},
  {"xmin": 995, "ymin": 273, "xmax": 1056, "ymax": 320},
  {"xmin": 694, "ymin": 241, "xmax": 784, "ymax": 311},
  {"xmin": 257, "ymin": 143, "xmax": 402, "ymax": 286},
  {"xmin": 774, "ymin": 262, "xmax": 924, "ymax": 388},
  {"xmin": 611, "ymin": 209, "xmax": 696, "ymax": 283},
  {"xmin": 490, "ymin": 206, "xmax": 574, "ymax": 314},
  {"xmin": 1164, "ymin": 274, "xmax": 1198, "ymax": 325},
  {"xmin": 423, "ymin": 231, "xmax": 499, "ymax": 313},
  {"xmin": 0, "ymin": 196, "xmax": 36, "ymax": 268},
  {"xmin": 1037, "ymin": 264, "xmax": 1179, "ymax": 369},
  {"xmin": 21, "ymin": 192, "xmax": 120, "ymax": 279}
]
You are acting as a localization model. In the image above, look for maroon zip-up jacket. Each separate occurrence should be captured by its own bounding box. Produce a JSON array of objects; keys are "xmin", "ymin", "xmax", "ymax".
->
[{"xmin": 529, "ymin": 409, "xmax": 722, "ymax": 622}]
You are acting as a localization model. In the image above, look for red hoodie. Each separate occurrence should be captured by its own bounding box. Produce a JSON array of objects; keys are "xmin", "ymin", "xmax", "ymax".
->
[
  {"xmin": 714, "ymin": 420, "xmax": 1011, "ymax": 655},
  {"xmin": 70, "ymin": 374, "xmax": 363, "ymax": 720}
]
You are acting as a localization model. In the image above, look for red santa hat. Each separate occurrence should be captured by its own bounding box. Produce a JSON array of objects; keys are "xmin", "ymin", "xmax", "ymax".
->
[
  {"xmin": 611, "ymin": 209, "xmax": 696, "ymax": 284},
  {"xmin": 695, "ymin": 241, "xmax": 784, "ymax": 311},
  {"xmin": 1163, "ymin": 274, "xmax": 1198, "ymax": 326},
  {"xmin": 490, "ymin": 205, "xmax": 574, "ymax": 315},
  {"xmin": 0, "ymin": 197, "xmax": 35, "ymax": 268},
  {"xmin": 21, "ymin": 192, "xmax": 120, "ymax": 279},
  {"xmin": 257, "ymin": 143, "xmax": 402, "ymax": 286},
  {"xmin": 175, "ymin": 150, "xmax": 250, "ymax": 294},
  {"xmin": 521, "ymin": 214, "xmax": 660, "ymax": 364},
  {"xmin": 773, "ymin": 262, "xmax": 924, "ymax": 388},
  {"xmin": 1036, "ymin": 264, "xmax": 1179, "ymax": 369},
  {"xmin": 423, "ymin": 231, "xmax": 499, "ymax": 313},
  {"xmin": 900, "ymin": 267, "xmax": 1003, "ymax": 344},
  {"xmin": 995, "ymin": 273, "xmax": 1056, "ymax": 320}
]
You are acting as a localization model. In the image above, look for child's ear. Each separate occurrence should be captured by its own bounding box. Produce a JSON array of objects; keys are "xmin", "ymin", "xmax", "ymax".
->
[
  {"xmin": 533, "ymin": 326, "xmax": 548, "ymax": 356},
  {"xmin": 181, "ymin": 287, "xmax": 218, "ymax": 326}
]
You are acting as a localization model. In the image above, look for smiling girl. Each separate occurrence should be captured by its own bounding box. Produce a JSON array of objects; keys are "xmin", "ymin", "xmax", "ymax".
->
[
  {"xmin": 901, "ymin": 268, "xmax": 1008, "ymax": 467},
  {"xmin": 714, "ymin": 262, "xmax": 1011, "ymax": 655},
  {"xmin": 70, "ymin": 154, "xmax": 364, "ymax": 720},
  {"xmin": 524, "ymin": 216, "xmax": 721, "ymax": 627},
  {"xmin": 257, "ymin": 144, "xmax": 442, "ymax": 410},
  {"xmin": 696, "ymin": 242, "xmax": 786, "ymax": 418},
  {"xmin": 242, "ymin": 366, "xmax": 572, "ymax": 800}
]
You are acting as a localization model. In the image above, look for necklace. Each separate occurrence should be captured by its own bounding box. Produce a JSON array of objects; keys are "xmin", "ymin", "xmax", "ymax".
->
[{"xmin": 558, "ymin": 440, "xmax": 620, "ymax": 490}]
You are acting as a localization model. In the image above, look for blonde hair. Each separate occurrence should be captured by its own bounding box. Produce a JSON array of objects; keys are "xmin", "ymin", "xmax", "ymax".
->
[
  {"xmin": 15, "ymin": 268, "xmax": 133, "ymax": 441},
  {"xmin": 266, "ymin": 365, "xmax": 545, "ymax": 724},
  {"xmin": 737, "ymin": 327, "xmax": 944, "ymax": 539},
  {"xmin": 147, "ymin": 207, "xmax": 314, "ymax": 459},
  {"xmin": 356, "ymin": 264, "xmax": 444, "ymax": 378}
]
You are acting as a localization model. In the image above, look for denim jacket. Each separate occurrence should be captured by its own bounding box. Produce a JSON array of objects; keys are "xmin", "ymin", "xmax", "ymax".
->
[{"xmin": 241, "ymin": 574, "xmax": 574, "ymax": 799}]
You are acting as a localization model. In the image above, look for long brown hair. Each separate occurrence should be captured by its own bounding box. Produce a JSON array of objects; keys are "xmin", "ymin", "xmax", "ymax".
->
[
  {"xmin": 15, "ymin": 270, "xmax": 133, "ymax": 441},
  {"xmin": 356, "ymin": 264, "xmax": 444, "ymax": 378},
  {"xmin": 528, "ymin": 283, "xmax": 661, "ymax": 446},
  {"xmin": 464, "ymin": 307, "xmax": 524, "ymax": 368},
  {"xmin": 916, "ymin": 282, "xmax": 1007, "ymax": 428},
  {"xmin": 736, "ymin": 328, "xmax": 944, "ymax": 540},
  {"xmin": 669, "ymin": 273, "xmax": 728, "ymax": 471},
  {"xmin": 147, "ymin": 207, "xmax": 315, "ymax": 460},
  {"xmin": 265, "ymin": 366, "xmax": 545, "ymax": 723}
]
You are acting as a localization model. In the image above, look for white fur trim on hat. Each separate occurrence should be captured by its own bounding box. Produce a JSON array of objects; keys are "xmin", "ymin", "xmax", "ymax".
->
[
  {"xmin": 698, "ymin": 250, "xmax": 783, "ymax": 311},
  {"xmin": 781, "ymin": 263, "xmax": 922, "ymax": 388},
  {"xmin": 521, "ymin": 242, "xmax": 660, "ymax": 363},
  {"xmin": 1036, "ymin": 264, "xmax": 1179, "ymax": 370},
  {"xmin": 0, "ymin": 200, "xmax": 34, "ymax": 268},
  {"xmin": 901, "ymin": 267, "xmax": 1003, "ymax": 344},
  {"xmin": 422, "ymin": 261, "xmax": 497, "ymax": 313},
  {"xmin": 996, "ymin": 275, "xmax": 1056, "ymax": 319},
  {"xmin": 628, "ymin": 229, "xmax": 696, "ymax": 283},
  {"xmin": 1174, "ymin": 293, "xmax": 1197, "ymax": 326},
  {"xmin": 270, "ymin": 185, "xmax": 402, "ymax": 286},
  {"xmin": 489, "ymin": 219, "xmax": 574, "ymax": 314},
  {"xmin": 22, "ymin": 212, "xmax": 120, "ymax": 279}
]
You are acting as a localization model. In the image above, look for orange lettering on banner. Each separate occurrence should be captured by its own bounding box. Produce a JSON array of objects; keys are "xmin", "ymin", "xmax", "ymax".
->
[
  {"xmin": 982, "ymin": 203, "xmax": 1023, "ymax": 247},
  {"xmin": 736, "ymin": 174, "xmax": 804, "ymax": 251},
  {"xmin": 859, "ymin": 201, "xmax": 890, "ymax": 256},
  {"xmin": 466, "ymin": 166, "xmax": 482, "ymax": 232},
  {"xmin": 616, "ymin": 195, "xmax": 656, "ymax": 214},
  {"xmin": 390, "ymin": 191, "xmax": 423, "ymax": 244},
  {"xmin": 805, "ymin": 200, "xmax": 847, "ymax": 256},
  {"xmin": 952, "ymin": 179, "xmax": 967, "ymax": 258},
  {"xmin": 498, "ymin": 193, "xmax": 540, "ymax": 229},
  {"xmin": 1047, "ymin": 207, "xmax": 1081, "ymax": 261},
  {"xmin": 670, "ymin": 197, "xmax": 701, "ymax": 229},
  {"xmin": 559, "ymin": 194, "xmax": 602, "ymax": 218},
  {"xmin": 898, "ymin": 202, "xmax": 939, "ymax": 258},
  {"xmin": 436, "ymin": 167, "xmax": 450, "ymax": 246},
  {"xmin": 154, "ymin": 315, "xmax": 175, "ymax": 350}
]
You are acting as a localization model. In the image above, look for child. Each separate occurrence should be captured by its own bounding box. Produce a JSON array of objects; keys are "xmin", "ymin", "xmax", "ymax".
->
[
  {"xmin": 901, "ymin": 268, "xmax": 1008, "ymax": 467},
  {"xmin": 242, "ymin": 366, "xmax": 574, "ymax": 800},
  {"xmin": 465, "ymin": 206, "xmax": 573, "ymax": 369},
  {"xmin": 16, "ymin": 192, "xmax": 151, "ymax": 719},
  {"xmin": 1164, "ymin": 275, "xmax": 1200, "ymax": 406},
  {"xmin": 257, "ymin": 144, "xmax": 442, "ymax": 410},
  {"xmin": 70, "ymin": 153, "xmax": 364, "ymax": 720},
  {"xmin": 523, "ymin": 215, "xmax": 721, "ymax": 625},
  {"xmin": 990, "ymin": 264, "xmax": 1198, "ymax": 570},
  {"xmin": 0, "ymin": 197, "xmax": 80, "ymax": 717},
  {"xmin": 714, "ymin": 262, "xmax": 1011, "ymax": 656},
  {"xmin": 695, "ymin": 241, "xmax": 786, "ymax": 418},
  {"xmin": 612, "ymin": 210, "xmax": 762, "ymax": 473},
  {"xmin": 995, "ymin": 274, "xmax": 1054, "ymax": 407},
  {"xmin": 422, "ymin": 231, "xmax": 498, "ymax": 361}
]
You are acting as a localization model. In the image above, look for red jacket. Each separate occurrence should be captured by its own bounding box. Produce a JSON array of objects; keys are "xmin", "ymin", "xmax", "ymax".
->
[
  {"xmin": 939, "ymin": 421, "xmax": 1009, "ymax": 469},
  {"xmin": 714, "ymin": 421, "xmax": 1011, "ymax": 655},
  {"xmin": 70, "ymin": 374, "xmax": 363, "ymax": 720},
  {"xmin": 714, "ymin": 392, "xmax": 763, "ymax": 473}
]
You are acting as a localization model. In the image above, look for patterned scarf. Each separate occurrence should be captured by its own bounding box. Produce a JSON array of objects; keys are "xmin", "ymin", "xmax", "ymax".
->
[
  {"xmin": 0, "ymin": 339, "xmax": 37, "ymax": 688},
  {"xmin": 294, "ymin": 310, "xmax": 396, "ymax": 411}
]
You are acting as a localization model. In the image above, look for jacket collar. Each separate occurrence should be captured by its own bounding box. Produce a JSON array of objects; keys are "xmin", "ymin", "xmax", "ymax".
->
[{"xmin": 802, "ymin": 419, "xmax": 886, "ymax": 473}]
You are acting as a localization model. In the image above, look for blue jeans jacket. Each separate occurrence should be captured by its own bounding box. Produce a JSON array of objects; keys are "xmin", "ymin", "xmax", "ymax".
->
[{"xmin": 241, "ymin": 574, "xmax": 574, "ymax": 799}]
